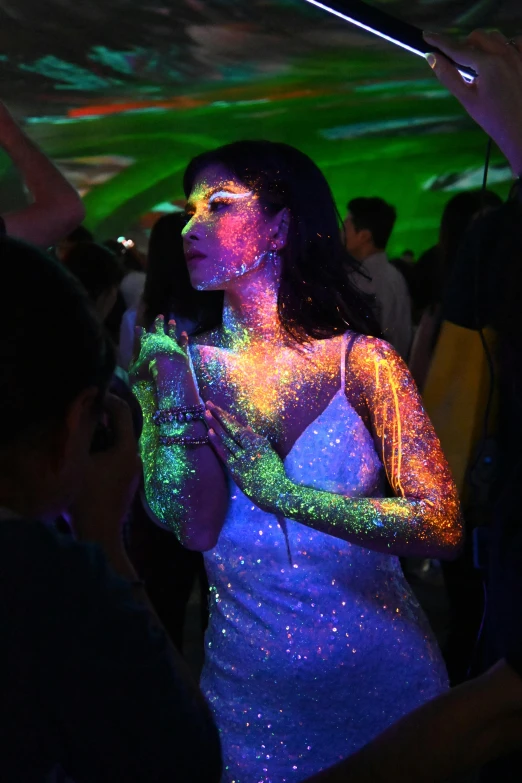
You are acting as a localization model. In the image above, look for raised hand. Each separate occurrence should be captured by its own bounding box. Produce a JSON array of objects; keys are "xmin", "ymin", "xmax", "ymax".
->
[
  {"xmin": 205, "ymin": 401, "xmax": 293, "ymax": 514},
  {"xmin": 424, "ymin": 29, "xmax": 522, "ymax": 174},
  {"xmin": 130, "ymin": 314, "xmax": 190, "ymax": 384}
]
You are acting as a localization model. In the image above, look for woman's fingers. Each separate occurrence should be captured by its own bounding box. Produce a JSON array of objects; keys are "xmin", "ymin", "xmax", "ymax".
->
[
  {"xmin": 153, "ymin": 314, "xmax": 165, "ymax": 334},
  {"xmin": 206, "ymin": 402, "xmax": 243, "ymax": 439},
  {"xmin": 179, "ymin": 331, "xmax": 189, "ymax": 351},
  {"xmin": 206, "ymin": 402, "xmax": 258, "ymax": 449},
  {"xmin": 208, "ymin": 428, "xmax": 235, "ymax": 463},
  {"xmin": 204, "ymin": 408, "xmax": 232, "ymax": 444},
  {"xmin": 206, "ymin": 401, "xmax": 235, "ymax": 423},
  {"xmin": 168, "ymin": 319, "xmax": 177, "ymax": 340}
]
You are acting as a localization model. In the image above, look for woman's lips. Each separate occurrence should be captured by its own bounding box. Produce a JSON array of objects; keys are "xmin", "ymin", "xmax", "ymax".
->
[{"xmin": 185, "ymin": 250, "xmax": 207, "ymax": 263}]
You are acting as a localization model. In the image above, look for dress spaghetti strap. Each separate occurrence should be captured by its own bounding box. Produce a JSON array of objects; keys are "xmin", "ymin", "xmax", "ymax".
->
[
  {"xmin": 186, "ymin": 344, "xmax": 204, "ymax": 405},
  {"xmin": 340, "ymin": 331, "xmax": 350, "ymax": 395}
]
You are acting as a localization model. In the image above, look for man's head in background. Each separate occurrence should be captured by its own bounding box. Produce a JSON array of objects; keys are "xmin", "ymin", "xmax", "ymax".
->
[
  {"xmin": 65, "ymin": 242, "xmax": 124, "ymax": 321},
  {"xmin": 344, "ymin": 197, "xmax": 397, "ymax": 262},
  {"xmin": 0, "ymin": 237, "xmax": 114, "ymax": 520},
  {"xmin": 55, "ymin": 225, "xmax": 93, "ymax": 262}
]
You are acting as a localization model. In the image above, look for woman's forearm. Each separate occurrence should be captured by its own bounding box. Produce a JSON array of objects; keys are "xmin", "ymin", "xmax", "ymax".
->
[
  {"xmin": 134, "ymin": 379, "xmax": 229, "ymax": 551},
  {"xmin": 278, "ymin": 482, "xmax": 462, "ymax": 558}
]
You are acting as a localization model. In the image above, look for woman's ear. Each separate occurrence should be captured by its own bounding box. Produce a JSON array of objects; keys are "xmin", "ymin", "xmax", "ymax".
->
[
  {"xmin": 49, "ymin": 387, "xmax": 100, "ymax": 472},
  {"xmin": 271, "ymin": 208, "xmax": 290, "ymax": 251}
]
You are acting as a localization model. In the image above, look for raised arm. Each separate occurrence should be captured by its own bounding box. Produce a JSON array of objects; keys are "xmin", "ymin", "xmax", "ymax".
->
[
  {"xmin": 131, "ymin": 317, "xmax": 229, "ymax": 551},
  {"xmin": 0, "ymin": 102, "xmax": 85, "ymax": 247}
]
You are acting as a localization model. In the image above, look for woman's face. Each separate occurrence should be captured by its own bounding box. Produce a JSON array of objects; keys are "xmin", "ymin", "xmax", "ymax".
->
[{"xmin": 182, "ymin": 164, "xmax": 281, "ymax": 291}]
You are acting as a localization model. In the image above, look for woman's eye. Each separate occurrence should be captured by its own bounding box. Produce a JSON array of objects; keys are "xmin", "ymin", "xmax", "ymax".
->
[{"xmin": 208, "ymin": 199, "xmax": 229, "ymax": 212}]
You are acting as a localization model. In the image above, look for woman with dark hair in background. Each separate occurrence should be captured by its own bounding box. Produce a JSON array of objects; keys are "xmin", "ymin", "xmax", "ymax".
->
[
  {"xmin": 65, "ymin": 242, "xmax": 124, "ymax": 322},
  {"xmin": 105, "ymin": 237, "xmax": 147, "ymax": 313},
  {"xmin": 141, "ymin": 211, "xmax": 222, "ymax": 336},
  {"xmin": 125, "ymin": 212, "xmax": 212, "ymax": 655},
  {"xmin": 131, "ymin": 140, "xmax": 462, "ymax": 781},
  {"xmin": 119, "ymin": 213, "xmax": 223, "ymax": 370}
]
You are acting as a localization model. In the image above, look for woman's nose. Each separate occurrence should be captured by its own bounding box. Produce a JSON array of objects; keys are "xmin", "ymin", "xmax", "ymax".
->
[{"xmin": 182, "ymin": 216, "xmax": 204, "ymax": 242}]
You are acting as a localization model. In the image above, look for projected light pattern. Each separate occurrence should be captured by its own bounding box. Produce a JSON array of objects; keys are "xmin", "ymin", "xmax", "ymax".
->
[
  {"xmin": 301, "ymin": 0, "xmax": 476, "ymax": 82},
  {"xmin": 0, "ymin": 0, "xmax": 516, "ymax": 250}
]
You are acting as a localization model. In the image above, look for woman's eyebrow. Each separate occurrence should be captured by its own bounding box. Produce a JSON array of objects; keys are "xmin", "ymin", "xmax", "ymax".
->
[{"xmin": 208, "ymin": 189, "xmax": 253, "ymax": 204}]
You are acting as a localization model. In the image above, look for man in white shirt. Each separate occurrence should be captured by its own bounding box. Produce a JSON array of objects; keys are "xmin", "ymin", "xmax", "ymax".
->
[{"xmin": 344, "ymin": 197, "xmax": 413, "ymax": 361}]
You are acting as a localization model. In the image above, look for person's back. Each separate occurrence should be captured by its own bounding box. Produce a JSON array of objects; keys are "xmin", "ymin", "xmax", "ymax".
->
[
  {"xmin": 0, "ymin": 237, "xmax": 221, "ymax": 782},
  {"xmin": 2, "ymin": 517, "xmax": 218, "ymax": 782},
  {"xmin": 344, "ymin": 197, "xmax": 412, "ymax": 360}
]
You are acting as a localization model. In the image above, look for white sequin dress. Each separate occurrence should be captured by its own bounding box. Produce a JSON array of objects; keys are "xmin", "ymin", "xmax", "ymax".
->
[{"xmin": 199, "ymin": 339, "xmax": 448, "ymax": 783}]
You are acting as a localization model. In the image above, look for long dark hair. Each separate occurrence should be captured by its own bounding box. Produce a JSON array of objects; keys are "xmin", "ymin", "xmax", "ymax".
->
[
  {"xmin": 183, "ymin": 140, "xmax": 381, "ymax": 342},
  {"xmin": 439, "ymin": 189, "xmax": 503, "ymax": 278},
  {"xmin": 142, "ymin": 212, "xmax": 223, "ymax": 333}
]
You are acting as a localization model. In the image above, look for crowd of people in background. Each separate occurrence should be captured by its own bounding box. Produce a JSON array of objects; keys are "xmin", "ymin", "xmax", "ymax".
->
[{"xmin": 3, "ymin": 26, "xmax": 522, "ymax": 783}]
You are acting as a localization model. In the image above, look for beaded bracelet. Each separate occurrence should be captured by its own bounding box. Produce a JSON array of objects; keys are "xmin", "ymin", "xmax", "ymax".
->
[
  {"xmin": 159, "ymin": 434, "xmax": 209, "ymax": 447},
  {"xmin": 153, "ymin": 403, "xmax": 205, "ymax": 426}
]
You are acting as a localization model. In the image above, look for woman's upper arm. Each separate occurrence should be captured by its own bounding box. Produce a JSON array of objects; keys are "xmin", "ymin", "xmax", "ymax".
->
[{"xmin": 346, "ymin": 336, "xmax": 463, "ymax": 553}]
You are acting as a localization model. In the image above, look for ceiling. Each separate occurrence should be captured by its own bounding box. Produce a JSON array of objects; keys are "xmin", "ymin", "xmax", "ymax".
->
[{"xmin": 0, "ymin": 0, "xmax": 520, "ymax": 254}]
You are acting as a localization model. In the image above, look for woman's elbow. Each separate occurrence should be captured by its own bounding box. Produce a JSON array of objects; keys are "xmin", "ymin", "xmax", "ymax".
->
[
  {"xmin": 150, "ymin": 505, "xmax": 221, "ymax": 552},
  {"xmin": 435, "ymin": 517, "xmax": 465, "ymax": 561},
  {"xmin": 179, "ymin": 519, "xmax": 220, "ymax": 552}
]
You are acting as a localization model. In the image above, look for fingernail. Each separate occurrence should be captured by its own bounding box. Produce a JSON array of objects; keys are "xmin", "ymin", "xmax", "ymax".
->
[
  {"xmin": 208, "ymin": 428, "xmax": 215, "ymax": 436},
  {"xmin": 206, "ymin": 400, "xmax": 214, "ymax": 408},
  {"xmin": 425, "ymin": 53, "xmax": 437, "ymax": 69}
]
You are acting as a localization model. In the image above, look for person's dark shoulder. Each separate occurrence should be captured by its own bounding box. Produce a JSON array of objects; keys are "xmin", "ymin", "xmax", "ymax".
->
[
  {"xmin": 443, "ymin": 202, "xmax": 521, "ymax": 331},
  {"xmin": 0, "ymin": 517, "xmax": 73, "ymax": 589},
  {"xmin": 487, "ymin": 497, "xmax": 522, "ymax": 679},
  {"xmin": 0, "ymin": 517, "xmax": 125, "ymax": 620}
]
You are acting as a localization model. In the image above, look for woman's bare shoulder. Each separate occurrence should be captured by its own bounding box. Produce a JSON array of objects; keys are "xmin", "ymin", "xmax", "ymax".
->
[{"xmin": 347, "ymin": 333, "xmax": 402, "ymax": 367}]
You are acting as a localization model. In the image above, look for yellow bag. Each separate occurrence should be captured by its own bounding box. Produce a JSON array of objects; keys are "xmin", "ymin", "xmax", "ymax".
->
[{"xmin": 422, "ymin": 321, "xmax": 497, "ymax": 498}]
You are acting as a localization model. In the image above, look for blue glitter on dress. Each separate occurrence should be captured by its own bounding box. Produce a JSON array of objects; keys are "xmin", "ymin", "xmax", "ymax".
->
[{"xmin": 200, "ymin": 338, "xmax": 448, "ymax": 783}]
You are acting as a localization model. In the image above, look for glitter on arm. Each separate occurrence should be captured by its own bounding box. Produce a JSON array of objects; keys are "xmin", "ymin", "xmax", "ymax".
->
[
  {"xmin": 132, "ymin": 378, "xmax": 214, "ymax": 545},
  {"xmin": 278, "ymin": 337, "xmax": 463, "ymax": 558}
]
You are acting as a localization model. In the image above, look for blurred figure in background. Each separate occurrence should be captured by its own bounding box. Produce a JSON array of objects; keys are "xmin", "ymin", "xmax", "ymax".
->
[
  {"xmin": 344, "ymin": 196, "xmax": 412, "ymax": 360},
  {"xmin": 410, "ymin": 189, "xmax": 502, "ymax": 392},
  {"xmin": 55, "ymin": 225, "xmax": 93, "ymax": 262},
  {"xmin": 65, "ymin": 242, "xmax": 124, "ymax": 323},
  {"xmin": 1, "ymin": 236, "xmax": 221, "ymax": 782},
  {"xmin": 105, "ymin": 236, "xmax": 147, "ymax": 312},
  {"xmin": 123, "ymin": 211, "xmax": 217, "ymax": 657},
  {"xmin": 64, "ymin": 242, "xmax": 125, "ymax": 346},
  {"xmin": 119, "ymin": 212, "xmax": 222, "ymax": 369}
]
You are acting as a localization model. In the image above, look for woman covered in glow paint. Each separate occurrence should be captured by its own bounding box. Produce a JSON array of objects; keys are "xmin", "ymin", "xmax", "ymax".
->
[{"xmin": 131, "ymin": 140, "xmax": 462, "ymax": 783}]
